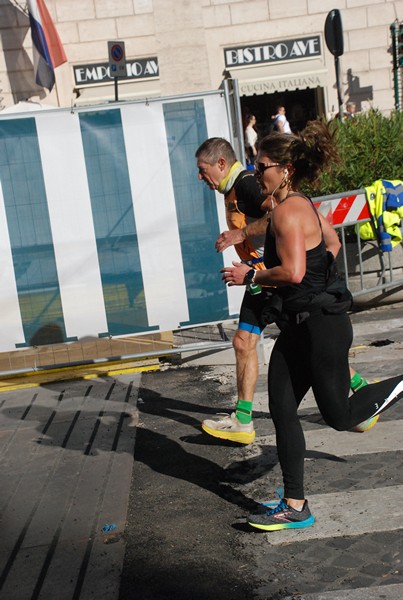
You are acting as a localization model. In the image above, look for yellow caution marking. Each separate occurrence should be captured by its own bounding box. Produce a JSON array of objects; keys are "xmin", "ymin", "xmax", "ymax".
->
[{"xmin": 0, "ymin": 360, "xmax": 160, "ymax": 392}]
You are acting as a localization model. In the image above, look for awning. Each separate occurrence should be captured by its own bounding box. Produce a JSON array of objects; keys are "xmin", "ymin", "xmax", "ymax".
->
[
  {"xmin": 74, "ymin": 78, "xmax": 160, "ymax": 106},
  {"xmin": 230, "ymin": 63, "xmax": 328, "ymax": 96}
]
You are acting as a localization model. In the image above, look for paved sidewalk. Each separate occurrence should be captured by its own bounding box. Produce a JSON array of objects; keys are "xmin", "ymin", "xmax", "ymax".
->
[{"xmin": 0, "ymin": 374, "xmax": 141, "ymax": 600}]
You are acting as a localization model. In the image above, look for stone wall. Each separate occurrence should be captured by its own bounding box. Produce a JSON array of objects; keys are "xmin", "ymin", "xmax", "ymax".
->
[{"xmin": 0, "ymin": 0, "xmax": 402, "ymax": 112}]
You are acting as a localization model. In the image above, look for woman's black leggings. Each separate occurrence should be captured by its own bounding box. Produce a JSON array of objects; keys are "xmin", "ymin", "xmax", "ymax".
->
[{"xmin": 268, "ymin": 311, "xmax": 403, "ymax": 500}]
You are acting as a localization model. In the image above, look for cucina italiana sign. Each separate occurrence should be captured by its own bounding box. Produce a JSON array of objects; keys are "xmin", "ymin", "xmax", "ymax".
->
[
  {"xmin": 224, "ymin": 36, "xmax": 321, "ymax": 67},
  {"xmin": 239, "ymin": 74, "xmax": 325, "ymax": 95}
]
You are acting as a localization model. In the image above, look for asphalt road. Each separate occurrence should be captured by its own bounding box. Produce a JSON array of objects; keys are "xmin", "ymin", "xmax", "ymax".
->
[
  {"xmin": 2, "ymin": 304, "xmax": 401, "ymax": 600},
  {"xmin": 119, "ymin": 304, "xmax": 403, "ymax": 600}
]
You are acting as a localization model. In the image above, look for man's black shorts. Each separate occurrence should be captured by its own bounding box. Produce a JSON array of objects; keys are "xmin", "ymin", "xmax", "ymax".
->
[{"xmin": 238, "ymin": 288, "xmax": 271, "ymax": 335}]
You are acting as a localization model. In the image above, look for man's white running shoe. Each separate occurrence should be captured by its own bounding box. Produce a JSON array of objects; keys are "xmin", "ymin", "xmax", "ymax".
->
[
  {"xmin": 353, "ymin": 414, "xmax": 379, "ymax": 432},
  {"xmin": 371, "ymin": 379, "xmax": 403, "ymax": 417},
  {"xmin": 202, "ymin": 412, "xmax": 255, "ymax": 444},
  {"xmin": 353, "ymin": 377, "xmax": 403, "ymax": 431}
]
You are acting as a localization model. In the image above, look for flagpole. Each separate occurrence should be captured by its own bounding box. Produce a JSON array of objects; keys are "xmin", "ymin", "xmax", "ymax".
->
[{"xmin": 54, "ymin": 71, "xmax": 61, "ymax": 107}]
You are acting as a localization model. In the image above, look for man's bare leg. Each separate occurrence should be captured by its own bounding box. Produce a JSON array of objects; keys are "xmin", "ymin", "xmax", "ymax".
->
[
  {"xmin": 233, "ymin": 329, "xmax": 260, "ymax": 402},
  {"xmin": 200, "ymin": 328, "xmax": 260, "ymax": 444}
]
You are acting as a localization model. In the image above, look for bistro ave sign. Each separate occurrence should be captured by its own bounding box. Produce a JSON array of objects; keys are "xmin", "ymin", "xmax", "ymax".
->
[
  {"xmin": 74, "ymin": 57, "xmax": 158, "ymax": 85},
  {"xmin": 224, "ymin": 36, "xmax": 321, "ymax": 67}
]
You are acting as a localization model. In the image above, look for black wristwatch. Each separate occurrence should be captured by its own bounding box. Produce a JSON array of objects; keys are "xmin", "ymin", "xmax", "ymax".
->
[{"xmin": 244, "ymin": 269, "xmax": 256, "ymax": 285}]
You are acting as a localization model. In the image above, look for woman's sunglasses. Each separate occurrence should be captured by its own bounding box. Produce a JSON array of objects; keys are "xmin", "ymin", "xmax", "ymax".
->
[{"xmin": 255, "ymin": 162, "xmax": 280, "ymax": 175}]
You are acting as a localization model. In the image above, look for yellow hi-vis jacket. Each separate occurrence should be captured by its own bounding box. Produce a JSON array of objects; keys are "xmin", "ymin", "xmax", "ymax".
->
[{"xmin": 360, "ymin": 180, "xmax": 403, "ymax": 251}]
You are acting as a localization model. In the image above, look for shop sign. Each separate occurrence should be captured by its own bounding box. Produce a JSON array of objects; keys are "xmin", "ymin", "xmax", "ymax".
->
[
  {"xmin": 239, "ymin": 74, "xmax": 325, "ymax": 95},
  {"xmin": 224, "ymin": 36, "xmax": 321, "ymax": 67},
  {"xmin": 74, "ymin": 57, "xmax": 159, "ymax": 86}
]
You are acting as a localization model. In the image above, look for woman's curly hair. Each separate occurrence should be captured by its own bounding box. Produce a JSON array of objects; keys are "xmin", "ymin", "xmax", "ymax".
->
[{"xmin": 258, "ymin": 120, "xmax": 340, "ymax": 189}]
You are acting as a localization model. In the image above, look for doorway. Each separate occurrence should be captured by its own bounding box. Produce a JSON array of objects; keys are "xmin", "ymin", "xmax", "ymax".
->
[{"xmin": 240, "ymin": 87, "xmax": 325, "ymax": 138}]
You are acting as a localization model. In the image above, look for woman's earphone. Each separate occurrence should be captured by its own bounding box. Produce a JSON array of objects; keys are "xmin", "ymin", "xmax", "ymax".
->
[{"xmin": 268, "ymin": 167, "xmax": 291, "ymax": 198}]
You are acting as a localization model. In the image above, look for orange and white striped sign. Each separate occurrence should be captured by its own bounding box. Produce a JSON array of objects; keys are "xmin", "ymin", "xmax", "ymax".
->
[{"xmin": 313, "ymin": 190, "xmax": 371, "ymax": 227}]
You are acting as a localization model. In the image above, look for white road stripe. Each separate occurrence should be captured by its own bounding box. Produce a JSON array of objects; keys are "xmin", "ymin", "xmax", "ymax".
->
[
  {"xmin": 255, "ymin": 420, "xmax": 403, "ymax": 458},
  {"xmin": 352, "ymin": 318, "xmax": 403, "ymax": 337},
  {"xmin": 284, "ymin": 582, "xmax": 403, "ymax": 599},
  {"xmin": 259, "ymin": 485, "xmax": 403, "ymax": 545}
]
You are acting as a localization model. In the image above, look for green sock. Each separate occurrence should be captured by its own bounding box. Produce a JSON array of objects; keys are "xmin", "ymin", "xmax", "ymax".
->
[
  {"xmin": 350, "ymin": 372, "xmax": 368, "ymax": 392},
  {"xmin": 235, "ymin": 399, "xmax": 253, "ymax": 424}
]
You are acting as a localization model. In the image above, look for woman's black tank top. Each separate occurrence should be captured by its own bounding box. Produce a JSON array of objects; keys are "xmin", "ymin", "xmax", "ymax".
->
[{"xmin": 263, "ymin": 195, "xmax": 329, "ymax": 311}]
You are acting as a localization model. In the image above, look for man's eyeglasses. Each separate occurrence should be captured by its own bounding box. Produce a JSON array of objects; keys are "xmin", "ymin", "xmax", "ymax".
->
[{"xmin": 255, "ymin": 162, "xmax": 280, "ymax": 175}]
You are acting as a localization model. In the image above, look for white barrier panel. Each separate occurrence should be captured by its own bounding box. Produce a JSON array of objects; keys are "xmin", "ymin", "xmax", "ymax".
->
[
  {"xmin": 36, "ymin": 111, "xmax": 108, "ymax": 340},
  {"xmin": 120, "ymin": 102, "xmax": 189, "ymax": 331},
  {"xmin": 0, "ymin": 182, "xmax": 26, "ymax": 351},
  {"xmin": 0, "ymin": 94, "xmax": 241, "ymax": 351}
]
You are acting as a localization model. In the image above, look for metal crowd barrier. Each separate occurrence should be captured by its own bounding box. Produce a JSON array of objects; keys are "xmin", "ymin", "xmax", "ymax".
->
[{"xmin": 313, "ymin": 189, "xmax": 403, "ymax": 300}]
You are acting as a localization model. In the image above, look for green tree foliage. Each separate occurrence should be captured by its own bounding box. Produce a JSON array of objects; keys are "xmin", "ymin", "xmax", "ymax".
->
[{"xmin": 304, "ymin": 109, "xmax": 403, "ymax": 197}]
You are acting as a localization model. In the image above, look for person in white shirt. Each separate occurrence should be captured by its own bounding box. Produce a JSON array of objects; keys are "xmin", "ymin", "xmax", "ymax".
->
[
  {"xmin": 272, "ymin": 105, "xmax": 292, "ymax": 134},
  {"xmin": 244, "ymin": 114, "xmax": 258, "ymax": 164}
]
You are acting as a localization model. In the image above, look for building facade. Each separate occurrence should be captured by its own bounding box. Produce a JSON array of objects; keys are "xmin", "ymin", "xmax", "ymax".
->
[{"xmin": 0, "ymin": 0, "xmax": 402, "ymax": 131}]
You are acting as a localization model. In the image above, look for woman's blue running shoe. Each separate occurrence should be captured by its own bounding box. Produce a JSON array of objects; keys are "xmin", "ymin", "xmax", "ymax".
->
[{"xmin": 249, "ymin": 499, "xmax": 314, "ymax": 531}]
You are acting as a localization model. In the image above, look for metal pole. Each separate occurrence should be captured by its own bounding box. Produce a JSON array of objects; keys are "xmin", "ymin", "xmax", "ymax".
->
[
  {"xmin": 222, "ymin": 78, "xmax": 233, "ymax": 145},
  {"xmin": 335, "ymin": 56, "xmax": 344, "ymax": 121},
  {"xmin": 390, "ymin": 21, "xmax": 401, "ymax": 111},
  {"xmin": 114, "ymin": 77, "xmax": 119, "ymax": 102},
  {"xmin": 231, "ymin": 78, "xmax": 247, "ymax": 166}
]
